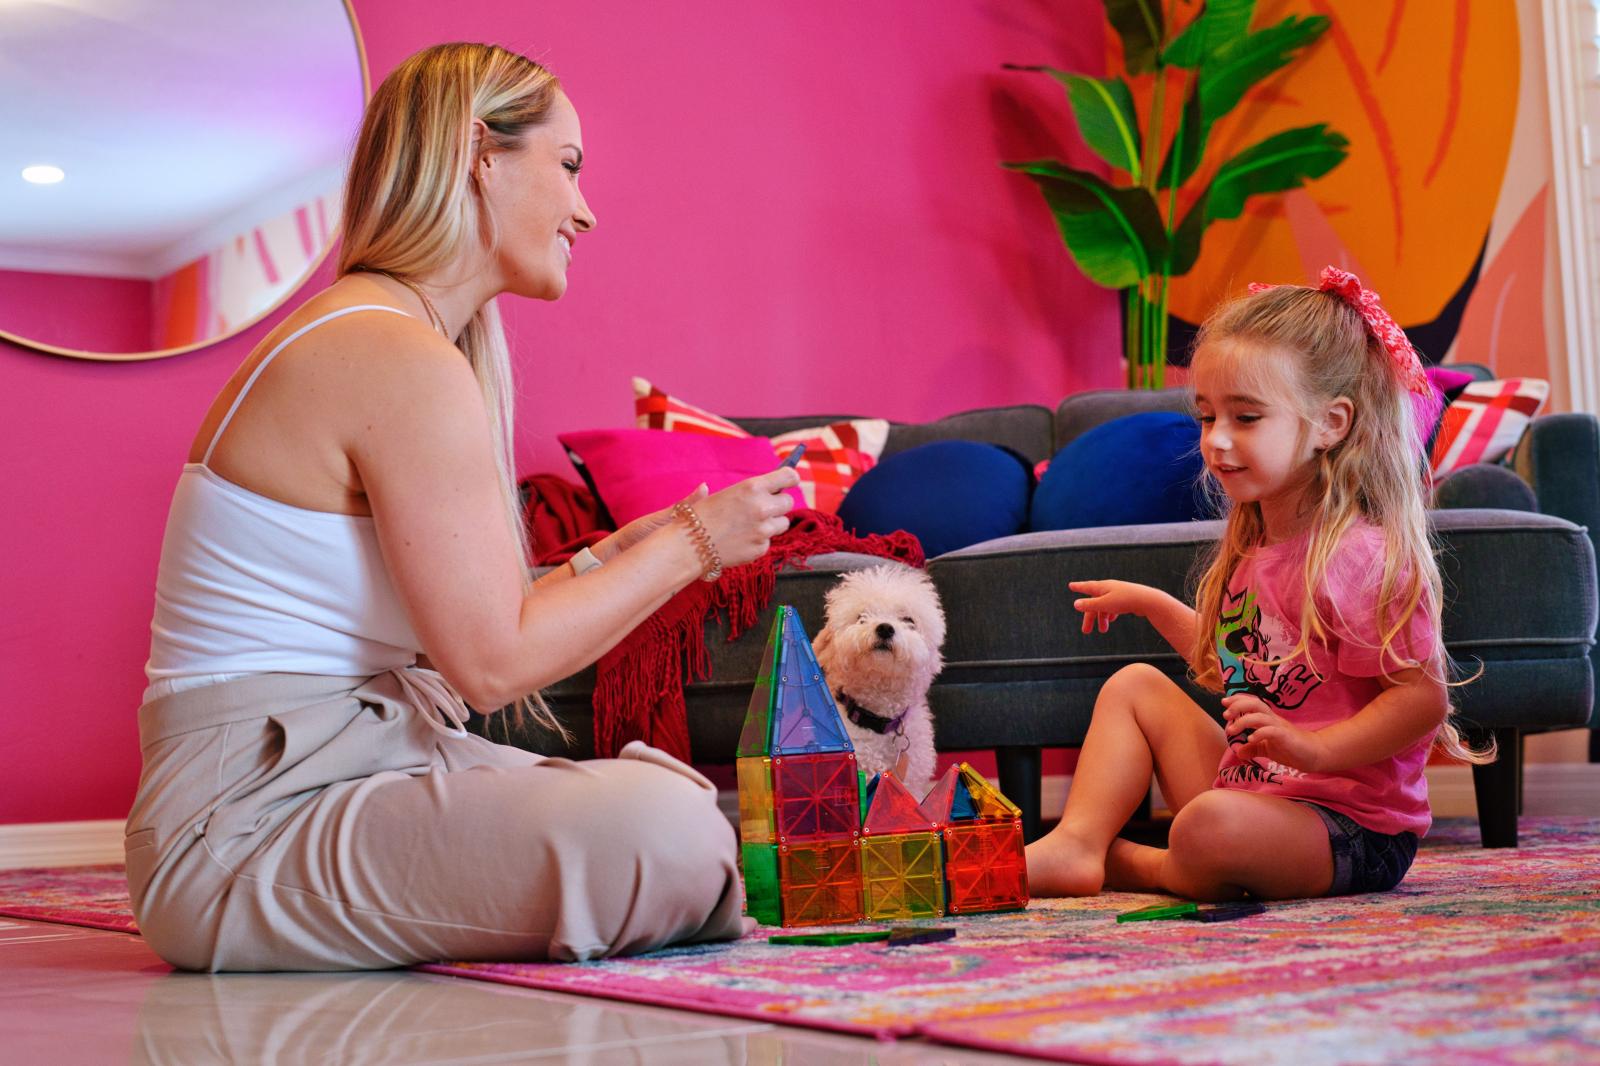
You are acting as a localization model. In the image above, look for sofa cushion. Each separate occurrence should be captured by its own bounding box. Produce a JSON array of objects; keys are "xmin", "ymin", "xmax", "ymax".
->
[
  {"xmin": 838, "ymin": 441, "xmax": 1032, "ymax": 558},
  {"xmin": 632, "ymin": 377, "xmax": 887, "ymax": 512},
  {"xmin": 737, "ymin": 404, "xmax": 1057, "ymax": 466},
  {"xmin": 558, "ymin": 427, "xmax": 803, "ymax": 525},
  {"xmin": 1054, "ymin": 387, "xmax": 1192, "ymax": 453},
  {"xmin": 1432, "ymin": 463, "xmax": 1538, "ymax": 512},
  {"xmin": 1430, "ymin": 377, "xmax": 1550, "ymax": 479},
  {"xmin": 1030, "ymin": 412, "xmax": 1209, "ymax": 531}
]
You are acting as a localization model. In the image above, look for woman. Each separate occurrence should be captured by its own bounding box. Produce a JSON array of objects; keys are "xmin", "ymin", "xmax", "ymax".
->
[{"xmin": 126, "ymin": 43, "xmax": 797, "ymax": 972}]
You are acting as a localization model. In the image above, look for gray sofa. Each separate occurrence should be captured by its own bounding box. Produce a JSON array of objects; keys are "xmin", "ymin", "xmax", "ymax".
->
[{"xmin": 508, "ymin": 379, "xmax": 1598, "ymax": 850}]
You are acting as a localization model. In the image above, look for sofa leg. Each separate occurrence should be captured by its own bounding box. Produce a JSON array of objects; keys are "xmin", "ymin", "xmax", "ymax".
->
[
  {"xmin": 1516, "ymin": 732, "xmax": 1525, "ymax": 816},
  {"xmin": 1470, "ymin": 727, "xmax": 1520, "ymax": 848},
  {"xmin": 994, "ymin": 746, "xmax": 1043, "ymax": 844}
]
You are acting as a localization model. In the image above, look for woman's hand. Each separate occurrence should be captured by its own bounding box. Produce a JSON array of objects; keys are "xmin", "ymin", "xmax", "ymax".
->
[
  {"xmin": 1069, "ymin": 579, "xmax": 1157, "ymax": 634},
  {"xmin": 685, "ymin": 467, "xmax": 801, "ymax": 570},
  {"xmin": 1222, "ymin": 693, "xmax": 1330, "ymax": 773}
]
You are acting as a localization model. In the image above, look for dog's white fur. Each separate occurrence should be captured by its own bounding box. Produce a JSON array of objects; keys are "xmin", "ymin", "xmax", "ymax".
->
[{"xmin": 812, "ymin": 564, "xmax": 945, "ymax": 798}]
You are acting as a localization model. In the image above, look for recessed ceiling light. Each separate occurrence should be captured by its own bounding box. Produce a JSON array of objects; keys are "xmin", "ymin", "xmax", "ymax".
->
[{"xmin": 22, "ymin": 165, "xmax": 65, "ymax": 185}]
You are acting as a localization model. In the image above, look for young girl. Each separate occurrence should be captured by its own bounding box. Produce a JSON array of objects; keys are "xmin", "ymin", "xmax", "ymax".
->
[{"xmin": 1026, "ymin": 267, "xmax": 1492, "ymax": 902}]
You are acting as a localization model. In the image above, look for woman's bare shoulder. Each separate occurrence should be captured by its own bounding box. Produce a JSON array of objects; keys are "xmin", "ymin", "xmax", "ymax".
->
[
  {"xmin": 198, "ymin": 281, "xmax": 481, "ymax": 484},
  {"xmin": 259, "ymin": 284, "xmax": 475, "ymax": 399}
]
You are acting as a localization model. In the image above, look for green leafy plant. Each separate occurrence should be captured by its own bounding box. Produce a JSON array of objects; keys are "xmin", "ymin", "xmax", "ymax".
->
[{"xmin": 1005, "ymin": 0, "xmax": 1349, "ymax": 388}]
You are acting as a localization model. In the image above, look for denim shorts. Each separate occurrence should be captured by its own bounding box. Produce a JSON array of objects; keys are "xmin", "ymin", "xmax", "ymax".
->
[{"xmin": 1299, "ymin": 802, "xmax": 1419, "ymax": 896}]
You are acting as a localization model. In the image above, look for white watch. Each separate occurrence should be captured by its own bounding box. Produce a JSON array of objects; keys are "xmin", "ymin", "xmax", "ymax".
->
[{"xmin": 570, "ymin": 546, "xmax": 604, "ymax": 576}]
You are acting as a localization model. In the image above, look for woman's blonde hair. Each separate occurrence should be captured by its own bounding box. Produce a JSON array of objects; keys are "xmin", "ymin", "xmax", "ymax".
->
[
  {"xmin": 339, "ymin": 42, "xmax": 567, "ymax": 738},
  {"xmin": 1187, "ymin": 285, "xmax": 1491, "ymax": 764}
]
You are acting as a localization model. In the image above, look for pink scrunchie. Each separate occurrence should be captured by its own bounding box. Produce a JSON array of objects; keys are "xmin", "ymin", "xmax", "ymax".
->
[{"xmin": 1248, "ymin": 266, "xmax": 1431, "ymax": 398}]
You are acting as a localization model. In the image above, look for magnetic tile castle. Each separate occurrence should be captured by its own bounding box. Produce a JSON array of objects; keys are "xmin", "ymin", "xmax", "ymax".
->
[{"xmin": 736, "ymin": 606, "xmax": 1029, "ymax": 927}]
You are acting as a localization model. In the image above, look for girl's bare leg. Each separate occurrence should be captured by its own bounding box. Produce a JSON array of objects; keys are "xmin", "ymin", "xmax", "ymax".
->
[
  {"xmin": 1157, "ymin": 789, "xmax": 1335, "ymax": 900},
  {"xmin": 1026, "ymin": 664, "xmax": 1225, "ymax": 896}
]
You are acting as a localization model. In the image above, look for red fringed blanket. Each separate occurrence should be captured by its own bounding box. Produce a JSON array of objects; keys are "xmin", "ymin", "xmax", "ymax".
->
[
  {"xmin": 594, "ymin": 509, "xmax": 924, "ymax": 760},
  {"xmin": 522, "ymin": 473, "xmax": 610, "ymax": 564}
]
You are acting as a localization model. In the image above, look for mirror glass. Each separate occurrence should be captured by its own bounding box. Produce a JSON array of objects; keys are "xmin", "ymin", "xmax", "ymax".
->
[{"xmin": 0, "ymin": 0, "xmax": 366, "ymax": 361}]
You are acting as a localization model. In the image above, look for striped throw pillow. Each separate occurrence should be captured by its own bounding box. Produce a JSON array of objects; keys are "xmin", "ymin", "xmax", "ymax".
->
[
  {"xmin": 1428, "ymin": 377, "xmax": 1549, "ymax": 480},
  {"xmin": 632, "ymin": 377, "xmax": 888, "ymax": 513}
]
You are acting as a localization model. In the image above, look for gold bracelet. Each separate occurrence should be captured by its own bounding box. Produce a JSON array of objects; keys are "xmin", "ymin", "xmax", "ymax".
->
[{"xmin": 671, "ymin": 501, "xmax": 723, "ymax": 582}]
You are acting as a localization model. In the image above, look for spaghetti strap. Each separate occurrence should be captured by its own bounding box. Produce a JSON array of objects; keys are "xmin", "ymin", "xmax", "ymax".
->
[{"xmin": 201, "ymin": 304, "xmax": 412, "ymax": 466}]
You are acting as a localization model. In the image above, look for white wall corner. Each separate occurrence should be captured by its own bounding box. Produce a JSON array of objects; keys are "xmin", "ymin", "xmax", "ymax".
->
[{"xmin": 1542, "ymin": 0, "xmax": 1600, "ymax": 413}]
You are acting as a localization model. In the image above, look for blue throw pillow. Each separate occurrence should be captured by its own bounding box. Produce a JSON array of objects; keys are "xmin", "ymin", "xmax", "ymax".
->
[
  {"xmin": 1030, "ymin": 412, "xmax": 1209, "ymax": 531},
  {"xmin": 838, "ymin": 441, "xmax": 1032, "ymax": 557}
]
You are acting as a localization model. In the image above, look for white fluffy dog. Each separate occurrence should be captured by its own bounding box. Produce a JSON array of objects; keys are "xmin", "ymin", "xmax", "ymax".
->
[{"xmin": 812, "ymin": 564, "xmax": 946, "ymax": 798}]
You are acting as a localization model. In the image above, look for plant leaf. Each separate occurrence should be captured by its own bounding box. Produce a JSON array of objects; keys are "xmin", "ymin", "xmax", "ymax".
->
[
  {"xmin": 1006, "ymin": 66, "xmax": 1144, "ymax": 178},
  {"xmin": 1163, "ymin": 0, "xmax": 1256, "ymax": 68},
  {"xmin": 1200, "ymin": 15, "xmax": 1329, "ymax": 128},
  {"xmin": 1168, "ymin": 189, "xmax": 1211, "ymax": 276},
  {"xmin": 1206, "ymin": 123, "xmax": 1350, "ymax": 221},
  {"xmin": 1004, "ymin": 160, "xmax": 1168, "ymax": 288},
  {"xmin": 1105, "ymin": 0, "xmax": 1165, "ymax": 75},
  {"xmin": 1155, "ymin": 81, "xmax": 1205, "ymax": 189}
]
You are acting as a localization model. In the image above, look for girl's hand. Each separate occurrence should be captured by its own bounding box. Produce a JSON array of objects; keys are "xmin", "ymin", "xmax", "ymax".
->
[
  {"xmin": 1069, "ymin": 579, "xmax": 1153, "ymax": 634},
  {"xmin": 1222, "ymin": 693, "xmax": 1330, "ymax": 773},
  {"xmin": 689, "ymin": 467, "xmax": 801, "ymax": 570}
]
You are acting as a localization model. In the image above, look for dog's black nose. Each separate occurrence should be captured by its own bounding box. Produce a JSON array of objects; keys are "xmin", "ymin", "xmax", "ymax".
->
[{"xmin": 875, "ymin": 622, "xmax": 896, "ymax": 640}]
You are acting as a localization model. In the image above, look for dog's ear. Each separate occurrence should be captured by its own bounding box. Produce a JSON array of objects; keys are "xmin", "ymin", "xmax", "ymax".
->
[{"xmin": 811, "ymin": 627, "xmax": 834, "ymax": 662}]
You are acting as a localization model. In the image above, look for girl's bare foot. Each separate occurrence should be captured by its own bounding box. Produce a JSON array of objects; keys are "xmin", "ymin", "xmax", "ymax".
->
[{"xmin": 1025, "ymin": 829, "xmax": 1106, "ymax": 896}]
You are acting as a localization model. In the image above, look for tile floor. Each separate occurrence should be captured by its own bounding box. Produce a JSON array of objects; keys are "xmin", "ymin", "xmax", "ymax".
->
[{"xmin": 5, "ymin": 917, "xmax": 1040, "ymax": 1064}]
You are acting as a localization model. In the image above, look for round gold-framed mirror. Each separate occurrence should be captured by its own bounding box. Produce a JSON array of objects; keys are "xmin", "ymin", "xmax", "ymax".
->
[{"xmin": 0, "ymin": 0, "xmax": 368, "ymax": 362}]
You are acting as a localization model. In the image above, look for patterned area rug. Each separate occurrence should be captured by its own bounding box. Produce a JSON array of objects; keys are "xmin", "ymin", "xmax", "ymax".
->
[
  {"xmin": 0, "ymin": 863, "xmax": 136, "ymax": 933},
  {"xmin": 4, "ymin": 818, "xmax": 1598, "ymax": 1064}
]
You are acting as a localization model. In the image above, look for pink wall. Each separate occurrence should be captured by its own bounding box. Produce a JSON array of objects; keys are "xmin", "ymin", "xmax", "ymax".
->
[
  {"xmin": 0, "ymin": 268, "xmax": 152, "ymax": 354},
  {"xmin": 0, "ymin": 0, "xmax": 1116, "ymax": 824}
]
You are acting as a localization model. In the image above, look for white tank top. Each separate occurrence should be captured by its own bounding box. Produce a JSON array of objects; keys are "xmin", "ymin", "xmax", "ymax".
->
[{"xmin": 145, "ymin": 305, "xmax": 423, "ymax": 694}]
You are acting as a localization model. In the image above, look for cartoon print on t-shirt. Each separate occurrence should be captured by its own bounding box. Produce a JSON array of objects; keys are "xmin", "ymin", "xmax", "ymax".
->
[
  {"xmin": 1216, "ymin": 587, "xmax": 1320, "ymax": 711},
  {"xmin": 1216, "ymin": 587, "xmax": 1318, "ymax": 786}
]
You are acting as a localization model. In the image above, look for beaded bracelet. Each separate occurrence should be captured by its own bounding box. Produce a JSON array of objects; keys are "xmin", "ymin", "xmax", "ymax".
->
[{"xmin": 671, "ymin": 501, "xmax": 723, "ymax": 582}]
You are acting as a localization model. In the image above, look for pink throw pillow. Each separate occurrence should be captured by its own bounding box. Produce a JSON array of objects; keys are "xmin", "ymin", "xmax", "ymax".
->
[{"xmin": 558, "ymin": 428, "xmax": 805, "ymax": 526}]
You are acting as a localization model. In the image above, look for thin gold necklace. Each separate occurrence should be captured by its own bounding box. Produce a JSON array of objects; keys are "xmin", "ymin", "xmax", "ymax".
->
[{"xmin": 364, "ymin": 269, "xmax": 447, "ymax": 338}]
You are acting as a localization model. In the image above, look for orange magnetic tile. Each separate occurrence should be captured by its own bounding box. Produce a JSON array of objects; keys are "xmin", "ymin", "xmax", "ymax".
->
[
  {"xmin": 778, "ymin": 838, "xmax": 864, "ymax": 926},
  {"xmin": 862, "ymin": 771, "xmax": 936, "ymax": 836},
  {"xmin": 943, "ymin": 820, "xmax": 1029, "ymax": 914}
]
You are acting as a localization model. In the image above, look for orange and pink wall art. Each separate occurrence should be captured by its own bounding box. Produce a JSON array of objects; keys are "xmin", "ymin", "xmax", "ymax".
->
[{"xmin": 1144, "ymin": 0, "xmax": 1561, "ymax": 403}]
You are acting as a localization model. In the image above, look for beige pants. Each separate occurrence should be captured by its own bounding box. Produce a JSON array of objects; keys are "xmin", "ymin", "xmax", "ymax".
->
[{"xmin": 125, "ymin": 670, "xmax": 746, "ymax": 972}]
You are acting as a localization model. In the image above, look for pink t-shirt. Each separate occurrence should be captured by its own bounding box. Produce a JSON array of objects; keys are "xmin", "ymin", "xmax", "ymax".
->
[{"xmin": 1211, "ymin": 522, "xmax": 1438, "ymax": 836}]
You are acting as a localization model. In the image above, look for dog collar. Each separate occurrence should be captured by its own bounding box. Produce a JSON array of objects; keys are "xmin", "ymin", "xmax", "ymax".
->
[{"xmin": 838, "ymin": 690, "xmax": 907, "ymax": 735}]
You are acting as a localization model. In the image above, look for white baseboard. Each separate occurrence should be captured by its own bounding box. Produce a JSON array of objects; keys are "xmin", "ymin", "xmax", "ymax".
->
[{"xmin": 0, "ymin": 820, "xmax": 126, "ymax": 871}]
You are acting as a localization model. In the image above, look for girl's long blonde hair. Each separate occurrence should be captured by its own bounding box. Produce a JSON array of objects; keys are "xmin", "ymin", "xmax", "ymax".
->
[
  {"xmin": 339, "ymin": 43, "xmax": 567, "ymax": 738},
  {"xmin": 1187, "ymin": 285, "xmax": 1491, "ymax": 764}
]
